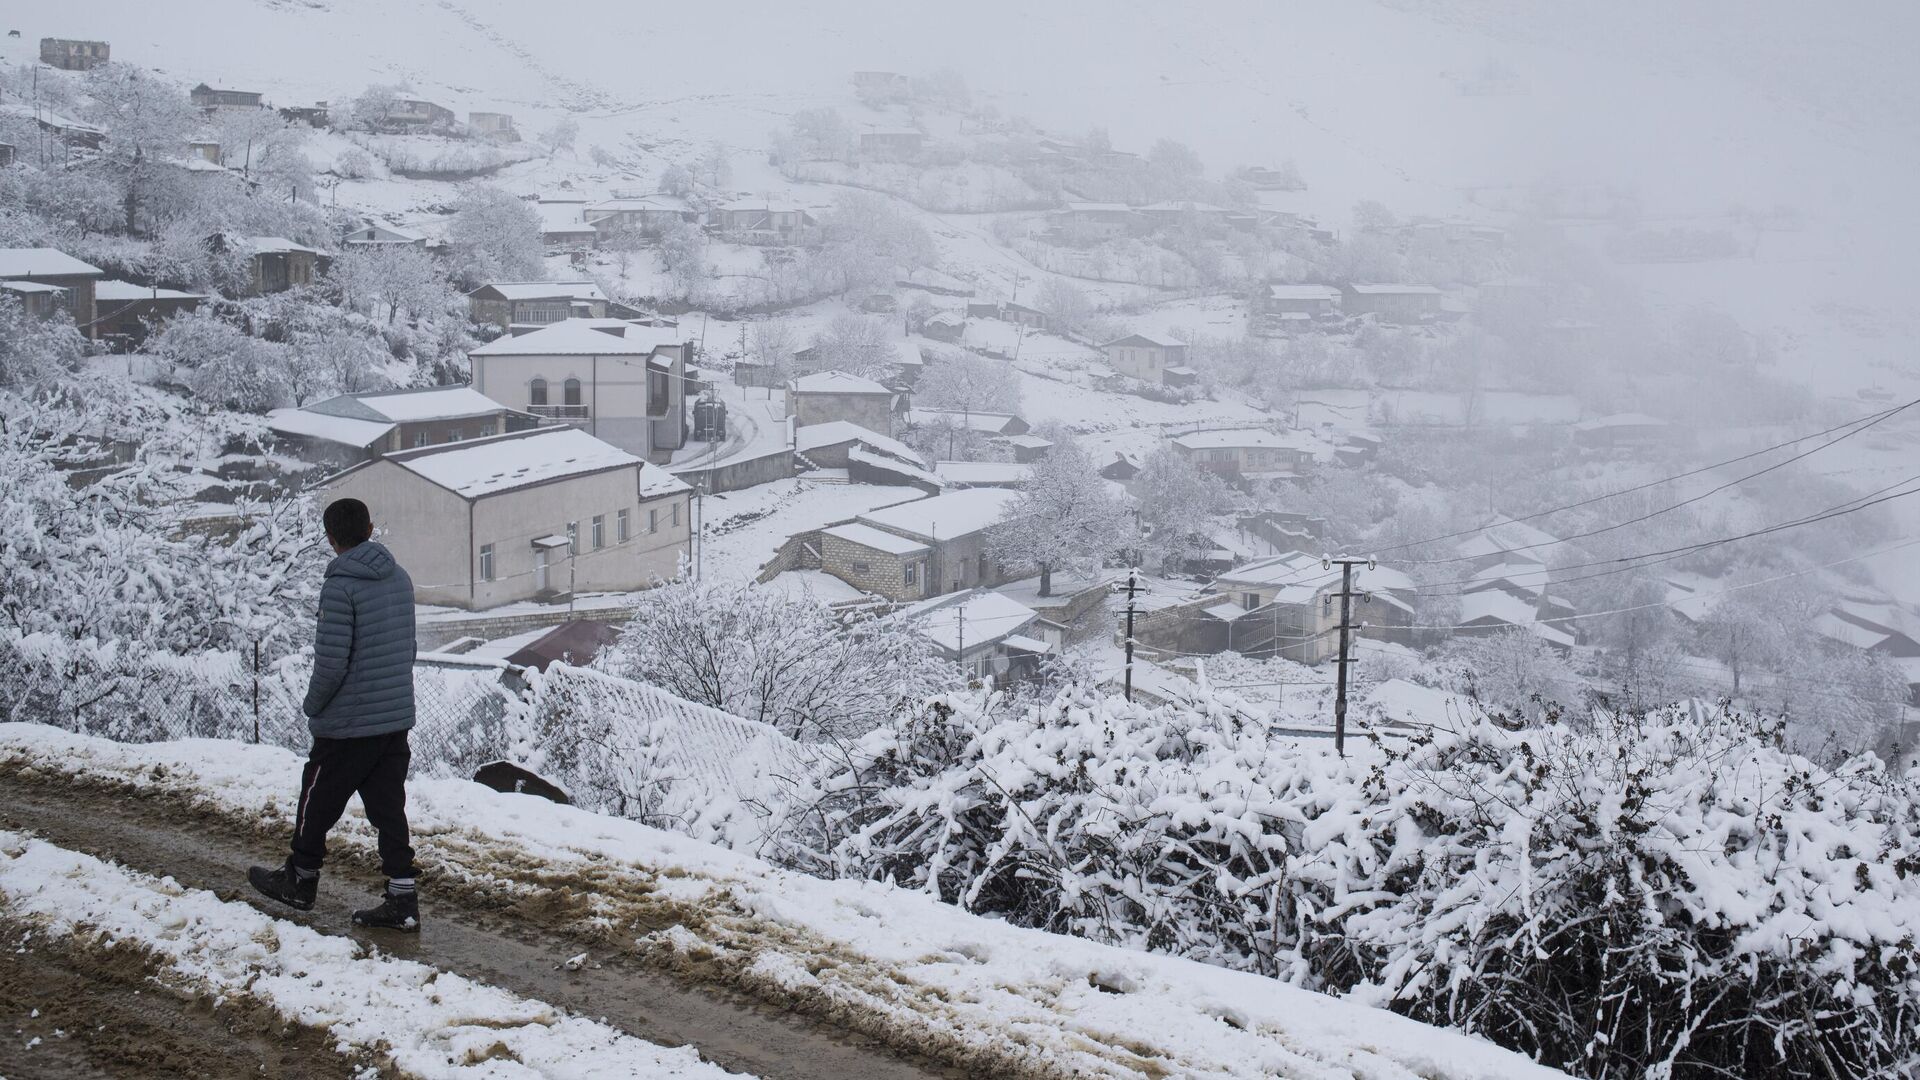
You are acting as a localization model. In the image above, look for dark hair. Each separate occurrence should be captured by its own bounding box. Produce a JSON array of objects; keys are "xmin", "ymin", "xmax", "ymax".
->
[{"xmin": 322, "ymin": 498, "xmax": 373, "ymax": 547}]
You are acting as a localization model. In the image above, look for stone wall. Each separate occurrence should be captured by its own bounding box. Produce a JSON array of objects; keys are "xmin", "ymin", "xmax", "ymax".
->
[{"xmin": 670, "ymin": 446, "xmax": 795, "ymax": 495}]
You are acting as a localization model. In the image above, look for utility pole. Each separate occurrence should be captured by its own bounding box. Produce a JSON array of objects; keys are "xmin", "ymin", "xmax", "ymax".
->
[
  {"xmin": 956, "ymin": 599, "xmax": 966, "ymax": 682},
  {"xmin": 1324, "ymin": 556, "xmax": 1374, "ymax": 757},
  {"xmin": 1122, "ymin": 568, "xmax": 1140, "ymax": 702}
]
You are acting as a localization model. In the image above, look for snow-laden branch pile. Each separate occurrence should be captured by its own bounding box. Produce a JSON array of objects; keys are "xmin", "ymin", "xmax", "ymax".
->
[{"xmin": 790, "ymin": 688, "xmax": 1920, "ymax": 1078}]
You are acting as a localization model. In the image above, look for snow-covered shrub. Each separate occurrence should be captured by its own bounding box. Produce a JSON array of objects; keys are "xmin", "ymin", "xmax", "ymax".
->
[{"xmin": 795, "ymin": 687, "xmax": 1920, "ymax": 1078}]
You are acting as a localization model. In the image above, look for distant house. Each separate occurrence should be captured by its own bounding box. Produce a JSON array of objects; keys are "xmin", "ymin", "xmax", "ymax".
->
[
  {"xmin": 584, "ymin": 195, "xmax": 699, "ymax": 239},
  {"xmin": 1102, "ymin": 332, "xmax": 1188, "ymax": 383},
  {"xmin": 1259, "ymin": 284, "xmax": 1341, "ymax": 317},
  {"xmin": 921, "ymin": 309, "xmax": 966, "ymax": 342},
  {"xmin": 907, "ymin": 408, "xmax": 1030, "ymax": 437},
  {"xmin": 1135, "ymin": 200, "xmax": 1252, "ymax": 232},
  {"xmin": 999, "ymin": 433, "xmax": 1054, "ymax": 464},
  {"xmin": 209, "ymin": 235, "xmax": 328, "ymax": 296},
  {"xmin": 812, "ymin": 488, "xmax": 1022, "ymax": 601},
  {"xmin": 898, "ymin": 590, "xmax": 1051, "ymax": 685},
  {"xmin": 1817, "ymin": 595, "xmax": 1920, "ymax": 704},
  {"xmin": 1098, "ymin": 451, "xmax": 1140, "ymax": 481},
  {"xmin": 967, "ymin": 299, "xmax": 1049, "ymax": 330},
  {"xmin": 794, "ymin": 421, "xmax": 941, "ymax": 489},
  {"xmin": 191, "ymin": 84, "xmax": 265, "ymax": 110},
  {"xmin": 279, "ymin": 102, "xmax": 330, "ymax": 128},
  {"xmin": 386, "ymin": 98, "xmax": 457, "ymax": 130},
  {"xmin": 267, "ymin": 385, "xmax": 532, "ymax": 463},
  {"xmin": 1170, "ymin": 428, "xmax": 1318, "ymax": 481},
  {"xmin": 467, "ymin": 112, "xmax": 518, "ymax": 140},
  {"xmin": 39, "ymin": 38, "xmax": 109, "ymax": 71},
  {"xmin": 0, "ymin": 247, "xmax": 104, "ymax": 338},
  {"xmin": 933, "ymin": 461, "xmax": 1033, "ymax": 489},
  {"xmin": 1049, "ymin": 202, "xmax": 1137, "ymax": 243},
  {"xmin": 1571, "ymin": 413, "xmax": 1673, "ymax": 451},
  {"xmin": 1456, "ymin": 590, "xmax": 1574, "ymax": 653},
  {"xmin": 321, "ymin": 426, "xmax": 691, "ymax": 610},
  {"xmin": 0, "ymin": 103, "xmax": 104, "ymax": 151},
  {"xmin": 859, "ymin": 128, "xmax": 924, "ymax": 161},
  {"xmin": 708, "ymin": 201, "xmax": 815, "ymax": 239},
  {"xmin": 93, "ymin": 280, "xmax": 204, "ymax": 346},
  {"xmin": 1209, "ymin": 552, "xmax": 1417, "ymax": 662},
  {"xmin": 788, "ymin": 371, "xmax": 897, "ymax": 436},
  {"xmin": 1341, "ymin": 283, "xmax": 1443, "ymax": 322},
  {"xmin": 467, "ymin": 281, "xmax": 610, "ymax": 331},
  {"xmin": 343, "ymin": 221, "xmax": 427, "ymax": 249},
  {"xmin": 468, "ymin": 319, "xmax": 691, "ymax": 462}
]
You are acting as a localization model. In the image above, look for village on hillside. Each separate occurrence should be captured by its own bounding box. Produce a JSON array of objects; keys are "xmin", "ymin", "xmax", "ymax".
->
[{"xmin": 3, "ymin": 9, "xmax": 1919, "ymax": 1078}]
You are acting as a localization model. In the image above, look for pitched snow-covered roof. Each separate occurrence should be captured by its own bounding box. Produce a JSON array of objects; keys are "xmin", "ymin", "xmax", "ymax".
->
[
  {"xmin": 1572, "ymin": 412, "xmax": 1669, "ymax": 431},
  {"xmin": 267, "ymin": 408, "xmax": 394, "ymax": 449},
  {"xmin": 1815, "ymin": 612, "xmax": 1892, "ymax": 651},
  {"xmin": 1346, "ymin": 282, "xmax": 1442, "ymax": 295},
  {"xmin": 469, "ymin": 319, "xmax": 682, "ymax": 356},
  {"xmin": 0, "ymin": 248, "xmax": 104, "ymax": 279},
  {"xmin": 233, "ymin": 236, "xmax": 328, "ymax": 256},
  {"xmin": 821, "ymin": 522, "xmax": 931, "ymax": 556},
  {"xmin": 1266, "ymin": 284, "xmax": 1341, "ymax": 301},
  {"xmin": 0, "ymin": 281, "xmax": 65, "ymax": 295},
  {"xmin": 858, "ymin": 488, "xmax": 1021, "ymax": 542},
  {"xmin": 382, "ymin": 427, "xmax": 642, "ymax": 499},
  {"xmin": 1458, "ymin": 592, "xmax": 1574, "ymax": 648},
  {"xmin": 345, "ymin": 221, "xmax": 425, "ymax": 244},
  {"xmin": 794, "ymin": 421, "xmax": 925, "ymax": 465},
  {"xmin": 848, "ymin": 445, "xmax": 944, "ymax": 487},
  {"xmin": 907, "ymin": 409, "xmax": 1023, "ymax": 434},
  {"xmin": 309, "ymin": 385, "xmax": 505, "ymax": 424},
  {"xmin": 1455, "ymin": 516, "xmax": 1561, "ymax": 561},
  {"xmin": 1063, "ymin": 201, "xmax": 1133, "ymax": 213},
  {"xmin": 899, "ymin": 590, "xmax": 1040, "ymax": 654},
  {"xmin": 470, "ymin": 280, "xmax": 608, "ymax": 302},
  {"xmin": 791, "ymin": 370, "xmax": 891, "ymax": 395},
  {"xmin": 94, "ymin": 280, "xmax": 204, "ymax": 302},
  {"xmin": 1103, "ymin": 332, "xmax": 1186, "ymax": 349},
  {"xmin": 1215, "ymin": 551, "xmax": 1415, "ymax": 597},
  {"xmin": 1170, "ymin": 428, "xmax": 1312, "ymax": 451}
]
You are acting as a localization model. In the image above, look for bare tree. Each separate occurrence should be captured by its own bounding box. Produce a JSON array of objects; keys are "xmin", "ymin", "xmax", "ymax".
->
[{"xmin": 988, "ymin": 440, "xmax": 1130, "ymax": 597}]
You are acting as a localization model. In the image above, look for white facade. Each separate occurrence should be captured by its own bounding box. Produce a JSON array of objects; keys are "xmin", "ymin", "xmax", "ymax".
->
[{"xmin": 469, "ymin": 320, "xmax": 689, "ymax": 463}]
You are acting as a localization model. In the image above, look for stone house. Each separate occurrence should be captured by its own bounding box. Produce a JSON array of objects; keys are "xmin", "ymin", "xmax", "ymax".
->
[
  {"xmin": 0, "ymin": 247, "xmax": 104, "ymax": 338},
  {"xmin": 1210, "ymin": 553, "xmax": 1417, "ymax": 663},
  {"xmin": 267, "ymin": 385, "xmax": 533, "ymax": 464},
  {"xmin": 467, "ymin": 281, "xmax": 610, "ymax": 331},
  {"xmin": 93, "ymin": 280, "xmax": 204, "ymax": 346},
  {"xmin": 191, "ymin": 84, "xmax": 265, "ymax": 110},
  {"xmin": 788, "ymin": 371, "xmax": 897, "ymax": 436},
  {"xmin": 467, "ymin": 319, "xmax": 690, "ymax": 463},
  {"xmin": 39, "ymin": 38, "xmax": 109, "ymax": 70},
  {"xmin": 898, "ymin": 590, "xmax": 1051, "ymax": 685},
  {"xmin": 468, "ymin": 112, "xmax": 518, "ymax": 140},
  {"xmin": 708, "ymin": 201, "xmax": 815, "ymax": 239},
  {"xmin": 321, "ymin": 426, "xmax": 691, "ymax": 610},
  {"xmin": 1259, "ymin": 283, "xmax": 1341, "ymax": 316},
  {"xmin": 1341, "ymin": 283, "xmax": 1443, "ymax": 322},
  {"xmin": 1170, "ymin": 428, "xmax": 1319, "ymax": 481},
  {"xmin": 343, "ymin": 221, "xmax": 427, "ymax": 249},
  {"xmin": 1102, "ymin": 332, "xmax": 1188, "ymax": 382},
  {"xmin": 209, "ymin": 235, "xmax": 328, "ymax": 296},
  {"xmin": 386, "ymin": 98, "xmax": 457, "ymax": 130},
  {"xmin": 1049, "ymin": 202, "xmax": 1138, "ymax": 244},
  {"xmin": 585, "ymin": 195, "xmax": 699, "ymax": 240}
]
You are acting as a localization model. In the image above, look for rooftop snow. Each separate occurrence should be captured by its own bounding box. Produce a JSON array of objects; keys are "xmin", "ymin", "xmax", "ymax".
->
[
  {"xmin": 821, "ymin": 521, "xmax": 932, "ymax": 556},
  {"xmin": 311, "ymin": 385, "xmax": 505, "ymax": 424},
  {"xmin": 794, "ymin": 421, "xmax": 926, "ymax": 465},
  {"xmin": 1216, "ymin": 551, "xmax": 1415, "ymax": 596},
  {"xmin": 933, "ymin": 461, "xmax": 1033, "ymax": 485},
  {"xmin": 791, "ymin": 371, "xmax": 891, "ymax": 395},
  {"xmin": 1104, "ymin": 332, "xmax": 1186, "ymax": 349},
  {"xmin": 387, "ymin": 427, "xmax": 640, "ymax": 499},
  {"xmin": 1266, "ymin": 284, "xmax": 1341, "ymax": 300},
  {"xmin": 94, "ymin": 279, "xmax": 205, "ymax": 302},
  {"xmin": 0, "ymin": 248, "xmax": 104, "ymax": 279},
  {"xmin": 266, "ymin": 408, "xmax": 394, "ymax": 448},
  {"xmin": 1170, "ymin": 428, "xmax": 1311, "ymax": 451},
  {"xmin": 858, "ymin": 488, "xmax": 1021, "ymax": 542},
  {"xmin": 899, "ymin": 590, "xmax": 1039, "ymax": 653},
  {"xmin": 234, "ymin": 236, "xmax": 327, "ymax": 256},
  {"xmin": 907, "ymin": 409, "xmax": 1022, "ymax": 433},
  {"xmin": 1346, "ymin": 283, "xmax": 1443, "ymax": 295},
  {"xmin": 1456, "ymin": 516, "xmax": 1561, "ymax": 561},
  {"xmin": 470, "ymin": 319, "xmax": 682, "ymax": 357},
  {"xmin": 471, "ymin": 280, "xmax": 608, "ymax": 302},
  {"xmin": 848, "ymin": 445, "xmax": 944, "ymax": 486}
]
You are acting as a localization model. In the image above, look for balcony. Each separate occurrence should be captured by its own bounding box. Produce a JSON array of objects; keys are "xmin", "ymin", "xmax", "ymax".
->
[{"xmin": 527, "ymin": 404, "xmax": 590, "ymax": 420}]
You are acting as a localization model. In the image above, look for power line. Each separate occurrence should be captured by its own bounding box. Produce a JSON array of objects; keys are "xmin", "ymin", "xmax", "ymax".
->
[
  {"xmin": 1368, "ymin": 397, "xmax": 1920, "ymax": 559},
  {"xmin": 1396, "ymin": 400, "xmax": 1915, "ymax": 566}
]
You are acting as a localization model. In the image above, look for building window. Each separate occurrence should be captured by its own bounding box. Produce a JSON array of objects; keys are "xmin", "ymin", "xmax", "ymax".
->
[
  {"xmin": 591, "ymin": 514, "xmax": 605, "ymax": 549},
  {"xmin": 852, "ymin": 561, "xmax": 871, "ymax": 574},
  {"xmin": 563, "ymin": 377, "xmax": 582, "ymax": 406},
  {"xmin": 648, "ymin": 508, "xmax": 658, "ymax": 534},
  {"xmin": 413, "ymin": 431, "xmax": 429, "ymax": 448},
  {"xmin": 1243, "ymin": 592, "xmax": 1261, "ymax": 610},
  {"xmin": 446, "ymin": 428, "xmax": 461, "ymax": 443},
  {"xmin": 617, "ymin": 509, "xmax": 630, "ymax": 542},
  {"xmin": 478, "ymin": 422, "xmax": 495, "ymax": 437},
  {"xmin": 529, "ymin": 377, "xmax": 548, "ymax": 407},
  {"xmin": 566, "ymin": 521, "xmax": 577, "ymax": 554},
  {"xmin": 479, "ymin": 544, "xmax": 495, "ymax": 581},
  {"xmin": 903, "ymin": 563, "xmax": 918, "ymax": 587},
  {"xmin": 670, "ymin": 501, "xmax": 680, "ymax": 527}
]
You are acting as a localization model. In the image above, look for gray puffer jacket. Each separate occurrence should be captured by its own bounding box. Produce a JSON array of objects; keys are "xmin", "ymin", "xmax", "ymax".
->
[{"xmin": 304, "ymin": 540, "xmax": 417, "ymax": 739}]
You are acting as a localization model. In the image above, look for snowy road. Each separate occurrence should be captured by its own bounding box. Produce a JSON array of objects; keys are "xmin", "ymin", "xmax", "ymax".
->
[{"xmin": 0, "ymin": 775, "xmax": 955, "ymax": 1080}]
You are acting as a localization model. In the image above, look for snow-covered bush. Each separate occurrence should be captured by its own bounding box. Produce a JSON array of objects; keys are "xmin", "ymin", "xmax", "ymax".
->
[{"xmin": 794, "ymin": 687, "xmax": 1920, "ymax": 1078}]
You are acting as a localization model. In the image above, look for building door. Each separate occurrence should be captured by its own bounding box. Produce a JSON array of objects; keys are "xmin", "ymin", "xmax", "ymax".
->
[{"xmin": 534, "ymin": 549, "xmax": 549, "ymax": 592}]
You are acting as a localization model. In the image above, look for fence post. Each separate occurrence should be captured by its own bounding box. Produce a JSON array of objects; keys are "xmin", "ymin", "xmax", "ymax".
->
[{"xmin": 251, "ymin": 639, "xmax": 261, "ymax": 744}]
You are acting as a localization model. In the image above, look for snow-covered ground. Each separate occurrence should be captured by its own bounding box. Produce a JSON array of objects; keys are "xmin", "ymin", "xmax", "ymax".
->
[
  {"xmin": 0, "ymin": 831, "xmax": 740, "ymax": 1079},
  {"xmin": 0, "ymin": 723, "xmax": 1566, "ymax": 1080}
]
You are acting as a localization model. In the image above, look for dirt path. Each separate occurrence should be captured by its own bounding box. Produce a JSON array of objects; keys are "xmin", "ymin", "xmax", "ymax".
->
[
  {"xmin": 0, "ymin": 776, "xmax": 958, "ymax": 1080},
  {"xmin": 0, "ymin": 917, "xmax": 370, "ymax": 1080}
]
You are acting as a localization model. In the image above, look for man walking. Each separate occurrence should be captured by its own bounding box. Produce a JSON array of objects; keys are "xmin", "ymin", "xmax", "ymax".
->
[{"xmin": 249, "ymin": 497, "xmax": 422, "ymax": 932}]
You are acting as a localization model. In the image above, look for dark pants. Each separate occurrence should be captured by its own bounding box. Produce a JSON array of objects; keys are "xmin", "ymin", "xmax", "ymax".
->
[{"xmin": 288, "ymin": 730, "xmax": 417, "ymax": 880}]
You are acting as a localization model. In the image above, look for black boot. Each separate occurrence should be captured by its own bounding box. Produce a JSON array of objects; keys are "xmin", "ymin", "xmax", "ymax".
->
[
  {"xmin": 352, "ymin": 888, "xmax": 419, "ymax": 933},
  {"xmin": 248, "ymin": 862, "xmax": 317, "ymax": 911}
]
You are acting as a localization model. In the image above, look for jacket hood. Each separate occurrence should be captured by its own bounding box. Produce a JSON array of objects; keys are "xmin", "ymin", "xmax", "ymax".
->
[{"xmin": 327, "ymin": 540, "xmax": 398, "ymax": 582}]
